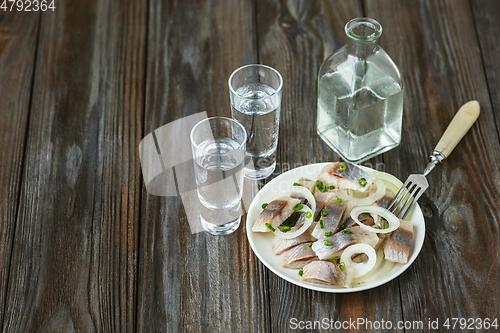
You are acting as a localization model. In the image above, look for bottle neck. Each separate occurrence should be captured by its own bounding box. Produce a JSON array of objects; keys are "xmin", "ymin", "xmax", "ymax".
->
[
  {"xmin": 346, "ymin": 39, "xmax": 379, "ymax": 58},
  {"xmin": 344, "ymin": 17, "xmax": 382, "ymax": 58}
]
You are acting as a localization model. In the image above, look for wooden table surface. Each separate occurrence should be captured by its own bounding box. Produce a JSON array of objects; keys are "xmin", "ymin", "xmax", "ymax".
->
[{"xmin": 1, "ymin": 0, "xmax": 500, "ymax": 332}]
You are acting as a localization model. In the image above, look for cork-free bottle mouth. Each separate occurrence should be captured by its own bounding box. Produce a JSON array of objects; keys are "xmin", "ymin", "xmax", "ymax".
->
[{"xmin": 345, "ymin": 17, "xmax": 382, "ymax": 42}]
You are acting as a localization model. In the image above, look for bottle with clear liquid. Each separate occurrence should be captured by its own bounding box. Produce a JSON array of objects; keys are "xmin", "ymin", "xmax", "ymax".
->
[{"xmin": 317, "ymin": 17, "xmax": 403, "ymax": 163}]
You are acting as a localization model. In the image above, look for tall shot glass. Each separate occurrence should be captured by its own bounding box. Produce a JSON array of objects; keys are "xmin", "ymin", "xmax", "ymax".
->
[
  {"xmin": 229, "ymin": 64, "xmax": 283, "ymax": 180},
  {"xmin": 190, "ymin": 117, "xmax": 247, "ymax": 235}
]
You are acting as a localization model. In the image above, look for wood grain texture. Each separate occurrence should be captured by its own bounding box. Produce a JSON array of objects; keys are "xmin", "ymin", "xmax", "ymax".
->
[
  {"xmin": 0, "ymin": 10, "xmax": 40, "ymax": 329},
  {"xmin": 1, "ymin": 0, "xmax": 146, "ymax": 331},
  {"xmin": 471, "ymin": 0, "xmax": 500, "ymax": 138},
  {"xmin": 136, "ymin": 0, "xmax": 269, "ymax": 332},
  {"xmin": 255, "ymin": 1, "xmax": 402, "ymax": 332},
  {"xmin": 258, "ymin": 0, "xmax": 365, "ymax": 171},
  {"xmin": 1, "ymin": 1, "xmax": 499, "ymax": 332},
  {"xmin": 366, "ymin": 0, "xmax": 500, "ymax": 329}
]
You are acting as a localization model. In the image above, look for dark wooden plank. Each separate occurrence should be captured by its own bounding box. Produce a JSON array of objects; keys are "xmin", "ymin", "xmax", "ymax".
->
[
  {"xmin": 366, "ymin": 0, "xmax": 500, "ymax": 329},
  {"xmin": 471, "ymin": 0, "xmax": 500, "ymax": 138},
  {"xmin": 0, "ymin": 10, "xmax": 40, "ymax": 329},
  {"xmin": 255, "ymin": 1, "xmax": 404, "ymax": 332},
  {"xmin": 136, "ymin": 0, "xmax": 268, "ymax": 332},
  {"xmin": 1, "ymin": 0, "xmax": 146, "ymax": 331},
  {"xmin": 258, "ymin": 0, "xmax": 366, "ymax": 171}
]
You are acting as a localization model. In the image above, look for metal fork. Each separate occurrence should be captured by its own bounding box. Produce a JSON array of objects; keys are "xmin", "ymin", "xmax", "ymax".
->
[{"xmin": 388, "ymin": 101, "xmax": 480, "ymax": 219}]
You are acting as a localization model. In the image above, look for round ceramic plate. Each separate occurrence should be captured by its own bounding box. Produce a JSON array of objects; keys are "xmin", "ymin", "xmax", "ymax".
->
[{"xmin": 246, "ymin": 163, "xmax": 425, "ymax": 293}]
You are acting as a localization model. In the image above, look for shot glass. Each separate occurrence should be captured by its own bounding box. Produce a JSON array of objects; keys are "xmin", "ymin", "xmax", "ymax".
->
[
  {"xmin": 229, "ymin": 64, "xmax": 283, "ymax": 180},
  {"xmin": 190, "ymin": 117, "xmax": 247, "ymax": 235}
]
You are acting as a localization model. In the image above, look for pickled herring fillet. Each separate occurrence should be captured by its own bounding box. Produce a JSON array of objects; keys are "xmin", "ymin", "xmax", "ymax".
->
[
  {"xmin": 343, "ymin": 217, "xmax": 358, "ymax": 229},
  {"xmin": 312, "ymin": 199, "xmax": 347, "ymax": 239},
  {"xmin": 313, "ymin": 191, "xmax": 337, "ymax": 220},
  {"xmin": 271, "ymin": 226, "xmax": 316, "ymax": 255},
  {"xmin": 279, "ymin": 243, "xmax": 318, "ymax": 269},
  {"xmin": 343, "ymin": 213, "xmax": 374, "ymax": 229},
  {"xmin": 377, "ymin": 189, "xmax": 395, "ymax": 209},
  {"xmin": 300, "ymin": 260, "xmax": 354, "ymax": 288},
  {"xmin": 370, "ymin": 190, "xmax": 395, "ymax": 228},
  {"xmin": 317, "ymin": 162, "xmax": 375, "ymax": 192},
  {"xmin": 312, "ymin": 226, "xmax": 378, "ymax": 260},
  {"xmin": 290, "ymin": 195, "xmax": 312, "ymax": 210},
  {"xmin": 252, "ymin": 196, "xmax": 301, "ymax": 232},
  {"xmin": 295, "ymin": 177, "xmax": 316, "ymax": 194},
  {"xmin": 384, "ymin": 220, "xmax": 414, "ymax": 264}
]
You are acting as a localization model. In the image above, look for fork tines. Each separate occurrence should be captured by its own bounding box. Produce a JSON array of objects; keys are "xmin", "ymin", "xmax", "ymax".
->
[{"xmin": 388, "ymin": 175, "xmax": 427, "ymax": 219}]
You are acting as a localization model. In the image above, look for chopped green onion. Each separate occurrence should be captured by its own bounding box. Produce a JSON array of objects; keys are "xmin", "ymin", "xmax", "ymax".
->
[
  {"xmin": 359, "ymin": 178, "xmax": 367, "ymax": 187},
  {"xmin": 319, "ymin": 220, "xmax": 324, "ymax": 229},
  {"xmin": 262, "ymin": 203, "xmax": 268, "ymax": 209},
  {"xmin": 336, "ymin": 198, "xmax": 342, "ymax": 203},
  {"xmin": 363, "ymin": 213, "xmax": 370, "ymax": 216},
  {"xmin": 316, "ymin": 180, "xmax": 329, "ymax": 192},
  {"xmin": 384, "ymin": 224, "xmax": 389, "ymax": 229},
  {"xmin": 381, "ymin": 217, "xmax": 387, "ymax": 220},
  {"xmin": 342, "ymin": 230, "xmax": 352, "ymax": 234},
  {"xmin": 305, "ymin": 211, "xmax": 312, "ymax": 219},
  {"xmin": 374, "ymin": 226, "xmax": 379, "ymax": 229},
  {"xmin": 324, "ymin": 231, "xmax": 333, "ymax": 237},
  {"xmin": 298, "ymin": 270, "xmax": 303, "ymax": 276},
  {"xmin": 282, "ymin": 226, "xmax": 291, "ymax": 232},
  {"xmin": 293, "ymin": 182, "xmax": 301, "ymax": 186},
  {"xmin": 339, "ymin": 224, "xmax": 345, "ymax": 231},
  {"xmin": 321, "ymin": 210, "xmax": 328, "ymax": 217},
  {"xmin": 338, "ymin": 262, "xmax": 346, "ymax": 271},
  {"xmin": 281, "ymin": 214, "xmax": 297, "ymax": 227},
  {"xmin": 324, "ymin": 240, "xmax": 333, "ymax": 246},
  {"xmin": 329, "ymin": 185, "xmax": 335, "ymax": 190},
  {"xmin": 339, "ymin": 164, "xmax": 347, "ymax": 171},
  {"xmin": 333, "ymin": 256, "xmax": 340, "ymax": 262},
  {"xmin": 265, "ymin": 223, "xmax": 275, "ymax": 232},
  {"xmin": 293, "ymin": 203, "xmax": 303, "ymax": 211},
  {"xmin": 307, "ymin": 243, "xmax": 312, "ymax": 248}
]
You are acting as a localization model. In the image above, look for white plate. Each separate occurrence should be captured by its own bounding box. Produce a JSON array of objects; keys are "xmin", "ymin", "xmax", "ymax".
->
[{"xmin": 246, "ymin": 163, "xmax": 425, "ymax": 293}]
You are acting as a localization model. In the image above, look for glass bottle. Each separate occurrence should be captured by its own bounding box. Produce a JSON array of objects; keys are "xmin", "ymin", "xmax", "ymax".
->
[{"xmin": 317, "ymin": 17, "xmax": 404, "ymax": 164}]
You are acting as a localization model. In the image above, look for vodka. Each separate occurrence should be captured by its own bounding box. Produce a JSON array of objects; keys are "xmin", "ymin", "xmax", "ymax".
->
[
  {"xmin": 231, "ymin": 83, "xmax": 280, "ymax": 178},
  {"xmin": 317, "ymin": 62, "xmax": 404, "ymax": 163},
  {"xmin": 194, "ymin": 138, "xmax": 245, "ymax": 210},
  {"xmin": 317, "ymin": 18, "xmax": 404, "ymax": 163}
]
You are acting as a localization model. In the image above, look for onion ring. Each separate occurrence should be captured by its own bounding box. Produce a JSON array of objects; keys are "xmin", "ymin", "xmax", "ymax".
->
[
  {"xmin": 341, "ymin": 243, "xmax": 377, "ymax": 278},
  {"xmin": 339, "ymin": 178, "xmax": 386, "ymax": 206},
  {"xmin": 273, "ymin": 205, "xmax": 314, "ymax": 239},
  {"xmin": 353, "ymin": 247, "xmax": 395, "ymax": 284},
  {"xmin": 258, "ymin": 182, "xmax": 316, "ymax": 239},
  {"xmin": 350, "ymin": 205, "xmax": 400, "ymax": 233},
  {"xmin": 368, "ymin": 171, "xmax": 402, "ymax": 196},
  {"xmin": 286, "ymin": 184, "xmax": 316, "ymax": 218}
]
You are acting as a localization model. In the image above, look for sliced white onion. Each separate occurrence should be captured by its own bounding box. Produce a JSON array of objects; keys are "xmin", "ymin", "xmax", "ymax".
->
[
  {"xmin": 353, "ymin": 247, "xmax": 395, "ymax": 284},
  {"xmin": 350, "ymin": 205, "xmax": 400, "ymax": 234},
  {"xmin": 273, "ymin": 205, "xmax": 314, "ymax": 239},
  {"xmin": 341, "ymin": 243, "xmax": 377, "ymax": 278},
  {"xmin": 339, "ymin": 178, "xmax": 386, "ymax": 206},
  {"xmin": 368, "ymin": 171, "xmax": 402, "ymax": 196},
  {"xmin": 286, "ymin": 184, "xmax": 316, "ymax": 218},
  {"xmin": 369, "ymin": 171, "xmax": 416, "ymax": 221}
]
